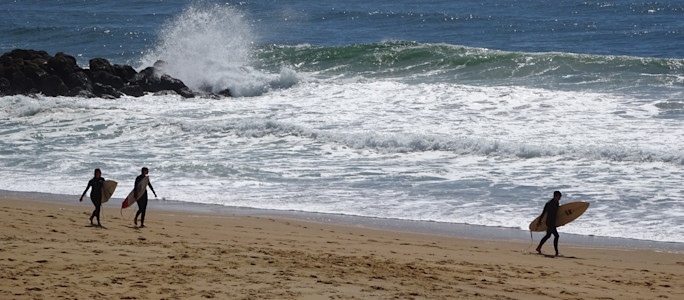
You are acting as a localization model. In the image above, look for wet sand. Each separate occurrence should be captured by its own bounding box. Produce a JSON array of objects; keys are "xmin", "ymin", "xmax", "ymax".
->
[{"xmin": 1, "ymin": 196, "xmax": 682, "ymax": 299}]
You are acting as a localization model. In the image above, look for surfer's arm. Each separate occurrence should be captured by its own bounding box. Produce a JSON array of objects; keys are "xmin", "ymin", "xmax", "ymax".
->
[
  {"xmin": 80, "ymin": 182, "xmax": 91, "ymax": 201},
  {"xmin": 148, "ymin": 182, "xmax": 157, "ymax": 197},
  {"xmin": 537, "ymin": 203, "xmax": 549, "ymax": 224}
]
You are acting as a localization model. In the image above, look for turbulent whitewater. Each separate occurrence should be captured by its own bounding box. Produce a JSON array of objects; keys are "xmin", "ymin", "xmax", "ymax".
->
[{"xmin": 1, "ymin": 0, "xmax": 683, "ymax": 243}]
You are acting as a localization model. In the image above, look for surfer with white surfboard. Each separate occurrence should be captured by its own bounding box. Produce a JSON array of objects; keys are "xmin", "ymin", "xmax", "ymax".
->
[
  {"xmin": 79, "ymin": 168, "xmax": 106, "ymax": 227},
  {"xmin": 133, "ymin": 167, "xmax": 157, "ymax": 228}
]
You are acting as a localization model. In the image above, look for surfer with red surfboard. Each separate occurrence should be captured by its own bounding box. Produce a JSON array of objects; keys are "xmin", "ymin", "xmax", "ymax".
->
[
  {"xmin": 536, "ymin": 191, "xmax": 561, "ymax": 256},
  {"xmin": 134, "ymin": 167, "xmax": 157, "ymax": 228},
  {"xmin": 80, "ymin": 168, "xmax": 105, "ymax": 227}
]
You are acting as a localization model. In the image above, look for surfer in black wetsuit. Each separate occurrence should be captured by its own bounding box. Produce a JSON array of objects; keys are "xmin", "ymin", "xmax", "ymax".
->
[
  {"xmin": 80, "ymin": 168, "xmax": 104, "ymax": 226},
  {"xmin": 134, "ymin": 167, "xmax": 157, "ymax": 228},
  {"xmin": 536, "ymin": 191, "xmax": 561, "ymax": 256}
]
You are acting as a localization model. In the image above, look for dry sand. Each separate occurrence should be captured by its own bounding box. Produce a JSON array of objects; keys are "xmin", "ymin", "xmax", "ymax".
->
[{"xmin": 1, "ymin": 196, "xmax": 682, "ymax": 300}]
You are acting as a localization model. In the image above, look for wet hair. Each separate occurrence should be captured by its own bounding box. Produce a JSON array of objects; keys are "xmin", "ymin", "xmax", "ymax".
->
[
  {"xmin": 141, "ymin": 167, "xmax": 149, "ymax": 173},
  {"xmin": 554, "ymin": 191, "xmax": 562, "ymax": 197},
  {"xmin": 94, "ymin": 168, "xmax": 101, "ymax": 176}
]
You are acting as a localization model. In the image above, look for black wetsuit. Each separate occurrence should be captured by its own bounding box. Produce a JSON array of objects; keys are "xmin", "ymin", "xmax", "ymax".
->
[
  {"xmin": 537, "ymin": 199, "xmax": 559, "ymax": 254},
  {"xmin": 134, "ymin": 174, "xmax": 155, "ymax": 226},
  {"xmin": 81, "ymin": 177, "xmax": 105, "ymax": 225}
]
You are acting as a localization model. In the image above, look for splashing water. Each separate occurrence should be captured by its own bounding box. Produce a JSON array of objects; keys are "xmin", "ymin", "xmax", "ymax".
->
[{"xmin": 139, "ymin": 1, "xmax": 297, "ymax": 96}]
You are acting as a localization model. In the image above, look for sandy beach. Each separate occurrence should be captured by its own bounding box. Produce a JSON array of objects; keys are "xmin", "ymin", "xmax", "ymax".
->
[{"xmin": 0, "ymin": 196, "xmax": 682, "ymax": 300}]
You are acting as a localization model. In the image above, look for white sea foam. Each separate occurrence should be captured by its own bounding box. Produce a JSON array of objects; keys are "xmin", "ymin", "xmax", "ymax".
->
[{"xmin": 0, "ymin": 77, "xmax": 683, "ymax": 243}]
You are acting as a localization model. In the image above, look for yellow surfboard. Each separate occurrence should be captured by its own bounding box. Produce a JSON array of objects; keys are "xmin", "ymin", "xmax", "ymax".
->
[
  {"xmin": 101, "ymin": 180, "xmax": 117, "ymax": 203},
  {"xmin": 529, "ymin": 201, "xmax": 589, "ymax": 232}
]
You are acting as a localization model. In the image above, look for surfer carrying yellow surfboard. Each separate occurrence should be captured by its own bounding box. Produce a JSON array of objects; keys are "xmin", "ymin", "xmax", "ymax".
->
[
  {"xmin": 80, "ymin": 168, "xmax": 105, "ymax": 227},
  {"xmin": 536, "ymin": 191, "xmax": 561, "ymax": 256},
  {"xmin": 134, "ymin": 167, "xmax": 157, "ymax": 228}
]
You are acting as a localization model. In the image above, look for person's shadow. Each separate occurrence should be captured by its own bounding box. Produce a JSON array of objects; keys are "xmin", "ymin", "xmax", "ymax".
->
[
  {"xmin": 539, "ymin": 253, "xmax": 580, "ymax": 259},
  {"xmin": 85, "ymin": 224, "xmax": 108, "ymax": 229}
]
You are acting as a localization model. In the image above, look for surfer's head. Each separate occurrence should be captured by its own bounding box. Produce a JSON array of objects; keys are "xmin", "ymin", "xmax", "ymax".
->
[
  {"xmin": 141, "ymin": 167, "xmax": 149, "ymax": 175},
  {"xmin": 94, "ymin": 168, "xmax": 101, "ymax": 178},
  {"xmin": 553, "ymin": 191, "xmax": 562, "ymax": 201}
]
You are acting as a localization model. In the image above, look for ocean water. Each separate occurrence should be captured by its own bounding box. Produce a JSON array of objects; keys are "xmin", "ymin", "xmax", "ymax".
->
[{"xmin": 1, "ymin": 0, "xmax": 683, "ymax": 244}]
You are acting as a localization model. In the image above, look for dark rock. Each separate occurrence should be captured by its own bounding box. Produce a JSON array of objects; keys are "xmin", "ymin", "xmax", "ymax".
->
[
  {"xmin": 21, "ymin": 60, "xmax": 48, "ymax": 82},
  {"xmin": 47, "ymin": 52, "xmax": 80, "ymax": 76},
  {"xmin": 177, "ymin": 87, "xmax": 195, "ymax": 98},
  {"xmin": 128, "ymin": 67, "xmax": 194, "ymax": 97},
  {"xmin": 130, "ymin": 67, "xmax": 159, "ymax": 89},
  {"xmin": 92, "ymin": 70, "xmax": 124, "ymax": 89},
  {"xmin": 159, "ymin": 74, "xmax": 194, "ymax": 98},
  {"xmin": 65, "ymin": 71, "xmax": 93, "ymax": 91},
  {"xmin": 2, "ymin": 49, "xmax": 50, "ymax": 61},
  {"xmin": 1, "ymin": 49, "xmax": 203, "ymax": 98},
  {"xmin": 119, "ymin": 84, "xmax": 144, "ymax": 97},
  {"xmin": 68, "ymin": 87, "xmax": 97, "ymax": 98},
  {"xmin": 159, "ymin": 74, "xmax": 185, "ymax": 91},
  {"xmin": 89, "ymin": 58, "xmax": 114, "ymax": 73},
  {"xmin": 153, "ymin": 90, "xmax": 180, "ymax": 97},
  {"xmin": 39, "ymin": 75, "xmax": 69, "ymax": 96},
  {"xmin": 113, "ymin": 64, "xmax": 136, "ymax": 82},
  {"xmin": 152, "ymin": 88, "xmax": 195, "ymax": 98},
  {"xmin": 218, "ymin": 88, "xmax": 232, "ymax": 97},
  {"xmin": 0, "ymin": 77, "xmax": 10, "ymax": 95},
  {"xmin": 93, "ymin": 82, "xmax": 122, "ymax": 98},
  {"xmin": 10, "ymin": 70, "xmax": 33, "ymax": 94}
]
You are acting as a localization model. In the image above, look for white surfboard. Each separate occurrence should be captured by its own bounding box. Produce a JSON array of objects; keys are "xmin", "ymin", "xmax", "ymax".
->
[{"xmin": 121, "ymin": 176, "xmax": 149, "ymax": 210}]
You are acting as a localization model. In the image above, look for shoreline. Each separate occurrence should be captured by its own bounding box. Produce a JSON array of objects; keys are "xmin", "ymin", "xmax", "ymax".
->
[
  {"xmin": 1, "ymin": 194, "xmax": 683, "ymax": 299},
  {"xmin": 2, "ymin": 189, "xmax": 682, "ymax": 253}
]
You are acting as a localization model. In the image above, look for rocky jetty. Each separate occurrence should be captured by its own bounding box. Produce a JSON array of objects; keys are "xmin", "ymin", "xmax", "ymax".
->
[{"xmin": 0, "ymin": 49, "xmax": 214, "ymax": 98}]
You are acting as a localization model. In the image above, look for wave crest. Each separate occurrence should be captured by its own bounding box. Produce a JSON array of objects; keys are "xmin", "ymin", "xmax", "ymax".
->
[
  {"xmin": 254, "ymin": 41, "xmax": 684, "ymax": 93},
  {"xmin": 171, "ymin": 117, "xmax": 684, "ymax": 165}
]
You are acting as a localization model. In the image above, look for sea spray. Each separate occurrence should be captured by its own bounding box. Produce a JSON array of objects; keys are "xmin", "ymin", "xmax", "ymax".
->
[{"xmin": 139, "ymin": 1, "xmax": 297, "ymax": 96}]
